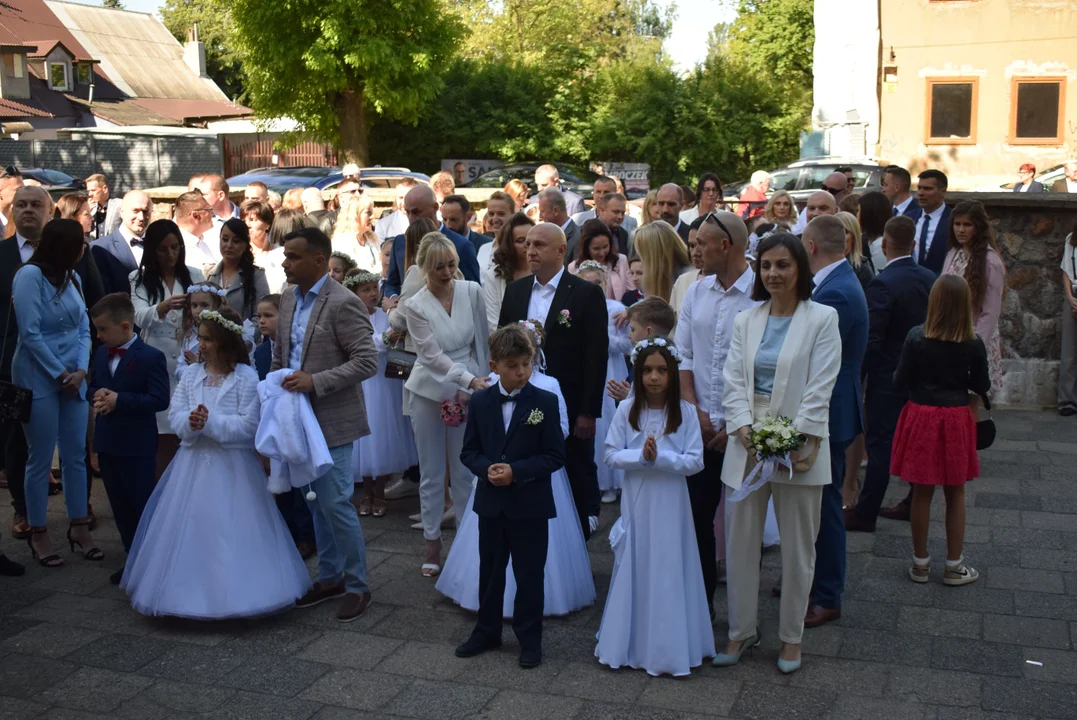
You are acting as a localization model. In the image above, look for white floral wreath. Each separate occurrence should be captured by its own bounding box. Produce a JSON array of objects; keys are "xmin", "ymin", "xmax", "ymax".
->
[
  {"xmin": 199, "ymin": 309, "xmax": 244, "ymax": 337},
  {"xmin": 331, "ymin": 250, "xmax": 357, "ymax": 267},
  {"xmin": 342, "ymin": 271, "xmax": 380, "ymax": 289},
  {"xmin": 516, "ymin": 319, "xmax": 543, "ymax": 347},
  {"xmin": 187, "ymin": 284, "xmax": 227, "ymax": 297},
  {"xmin": 630, "ymin": 336, "xmax": 683, "ymax": 366},
  {"xmin": 576, "ymin": 260, "xmax": 607, "ymax": 275}
]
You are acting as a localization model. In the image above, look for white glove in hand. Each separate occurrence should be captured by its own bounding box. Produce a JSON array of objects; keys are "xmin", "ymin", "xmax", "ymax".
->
[{"xmin": 588, "ymin": 516, "xmax": 599, "ymax": 533}]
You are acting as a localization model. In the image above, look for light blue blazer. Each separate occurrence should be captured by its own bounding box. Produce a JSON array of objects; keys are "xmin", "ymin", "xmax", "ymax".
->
[{"xmin": 12, "ymin": 264, "xmax": 91, "ymax": 399}]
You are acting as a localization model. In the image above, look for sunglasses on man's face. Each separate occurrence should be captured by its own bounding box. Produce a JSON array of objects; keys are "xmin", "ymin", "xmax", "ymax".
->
[{"xmin": 824, "ymin": 185, "xmax": 843, "ymax": 195}]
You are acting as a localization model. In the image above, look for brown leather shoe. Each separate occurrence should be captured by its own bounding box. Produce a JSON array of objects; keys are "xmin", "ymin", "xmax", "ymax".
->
[
  {"xmin": 879, "ymin": 499, "xmax": 911, "ymax": 522},
  {"xmin": 295, "ymin": 581, "xmax": 346, "ymax": 609},
  {"xmin": 843, "ymin": 508, "xmax": 876, "ymax": 533},
  {"xmin": 336, "ymin": 591, "xmax": 371, "ymax": 623},
  {"xmin": 296, "ymin": 541, "xmax": 317, "ymax": 560},
  {"xmin": 11, "ymin": 514, "xmax": 30, "ymax": 540},
  {"xmin": 804, "ymin": 604, "xmax": 841, "ymax": 628}
]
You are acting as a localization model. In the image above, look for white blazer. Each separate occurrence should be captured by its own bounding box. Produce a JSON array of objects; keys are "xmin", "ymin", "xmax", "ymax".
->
[{"xmin": 720, "ymin": 299, "xmax": 841, "ymax": 490}]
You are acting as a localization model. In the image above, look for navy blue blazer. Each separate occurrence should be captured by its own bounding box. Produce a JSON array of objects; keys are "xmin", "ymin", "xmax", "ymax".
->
[
  {"xmin": 253, "ymin": 340, "xmax": 272, "ymax": 381},
  {"xmin": 812, "ymin": 261, "xmax": 868, "ymax": 444},
  {"xmin": 862, "ymin": 257, "xmax": 935, "ymax": 387},
  {"xmin": 383, "ymin": 224, "xmax": 480, "ymax": 297},
  {"xmin": 91, "ymin": 245, "xmax": 132, "ymax": 297},
  {"xmin": 917, "ymin": 206, "xmax": 951, "ymax": 275},
  {"xmin": 87, "ymin": 337, "xmax": 170, "ymax": 457},
  {"xmin": 465, "ymin": 228, "xmax": 492, "ymax": 256},
  {"xmin": 461, "ymin": 382, "xmax": 565, "ymax": 521},
  {"xmin": 1013, "ymin": 181, "xmax": 1045, "ymax": 193}
]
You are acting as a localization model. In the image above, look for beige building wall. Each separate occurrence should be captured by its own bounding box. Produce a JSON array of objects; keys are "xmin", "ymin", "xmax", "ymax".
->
[{"xmin": 878, "ymin": 0, "xmax": 1076, "ymax": 187}]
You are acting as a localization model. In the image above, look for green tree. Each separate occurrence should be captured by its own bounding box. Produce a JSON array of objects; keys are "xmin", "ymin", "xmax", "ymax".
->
[
  {"xmin": 724, "ymin": 0, "xmax": 814, "ymax": 89},
  {"xmin": 230, "ymin": 0, "xmax": 466, "ymax": 165},
  {"xmin": 160, "ymin": 0, "xmax": 245, "ymax": 100},
  {"xmin": 102, "ymin": 0, "xmax": 125, "ymax": 9}
]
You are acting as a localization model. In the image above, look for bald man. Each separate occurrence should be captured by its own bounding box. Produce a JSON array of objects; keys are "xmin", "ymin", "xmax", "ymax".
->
[
  {"xmin": 90, "ymin": 190, "xmax": 153, "ymax": 273},
  {"xmin": 792, "ymin": 172, "xmax": 849, "ymax": 234},
  {"xmin": 529, "ymin": 164, "xmax": 585, "ymax": 216},
  {"xmin": 382, "ymin": 184, "xmax": 479, "ymax": 298},
  {"xmin": 498, "ymin": 222, "xmax": 609, "ymax": 540},
  {"xmin": 656, "ymin": 183, "xmax": 692, "ymax": 242},
  {"xmin": 804, "ymin": 191, "xmax": 838, "ymax": 225}
]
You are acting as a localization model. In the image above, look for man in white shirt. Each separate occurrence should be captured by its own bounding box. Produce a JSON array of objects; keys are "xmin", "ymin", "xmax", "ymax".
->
[
  {"xmin": 537, "ymin": 188, "xmax": 580, "ymax": 266},
  {"xmin": 243, "ymin": 181, "xmax": 269, "ymax": 203},
  {"xmin": 90, "ymin": 191, "xmax": 153, "ymax": 273},
  {"xmin": 882, "ymin": 166, "xmax": 920, "ymax": 219},
  {"xmin": 531, "ymin": 164, "xmax": 585, "ymax": 216},
  {"xmin": 375, "ymin": 179, "xmax": 416, "ymax": 242},
  {"xmin": 912, "ymin": 169, "xmax": 951, "ymax": 275},
  {"xmin": 12, "ymin": 186, "xmax": 51, "ymax": 262},
  {"xmin": 85, "ymin": 173, "xmax": 123, "ymax": 239},
  {"xmin": 174, "ymin": 191, "xmax": 219, "ymax": 274},
  {"xmin": 675, "ymin": 210, "xmax": 757, "ymax": 617},
  {"xmin": 197, "ymin": 174, "xmax": 239, "ymax": 248}
]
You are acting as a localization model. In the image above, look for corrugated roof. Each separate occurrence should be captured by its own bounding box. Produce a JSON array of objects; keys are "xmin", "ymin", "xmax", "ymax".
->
[
  {"xmin": 0, "ymin": 0, "xmax": 94, "ymax": 61},
  {"xmin": 46, "ymin": 0, "xmax": 228, "ymax": 102},
  {"xmin": 0, "ymin": 96, "xmax": 53, "ymax": 118},
  {"xmin": 64, "ymin": 95, "xmax": 176, "ymax": 126},
  {"xmin": 131, "ymin": 98, "xmax": 251, "ymax": 123}
]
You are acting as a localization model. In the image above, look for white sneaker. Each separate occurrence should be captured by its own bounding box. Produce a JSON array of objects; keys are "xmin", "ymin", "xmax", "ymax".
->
[
  {"xmin": 385, "ymin": 478, "xmax": 418, "ymax": 500},
  {"xmin": 408, "ymin": 513, "xmax": 421, "ymax": 522},
  {"xmin": 601, "ymin": 490, "xmax": 619, "ymax": 504}
]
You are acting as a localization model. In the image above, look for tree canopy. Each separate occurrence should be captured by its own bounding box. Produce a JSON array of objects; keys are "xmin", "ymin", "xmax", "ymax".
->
[{"xmin": 160, "ymin": 0, "xmax": 244, "ymax": 101}]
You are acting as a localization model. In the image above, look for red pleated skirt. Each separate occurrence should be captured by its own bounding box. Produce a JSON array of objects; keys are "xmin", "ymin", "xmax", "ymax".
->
[{"xmin": 890, "ymin": 401, "xmax": 980, "ymax": 486}]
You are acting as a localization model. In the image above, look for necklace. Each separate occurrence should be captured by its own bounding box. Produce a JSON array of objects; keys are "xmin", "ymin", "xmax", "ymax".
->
[{"xmin": 433, "ymin": 282, "xmax": 454, "ymax": 314}]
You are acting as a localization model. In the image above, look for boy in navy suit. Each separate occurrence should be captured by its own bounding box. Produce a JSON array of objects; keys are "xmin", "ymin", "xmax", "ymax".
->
[
  {"xmin": 88, "ymin": 293, "xmax": 170, "ymax": 584},
  {"xmin": 455, "ymin": 325, "xmax": 565, "ymax": 668}
]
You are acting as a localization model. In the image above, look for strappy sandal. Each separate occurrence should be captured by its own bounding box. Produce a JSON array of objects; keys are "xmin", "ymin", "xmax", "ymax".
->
[
  {"xmin": 67, "ymin": 520, "xmax": 104, "ymax": 562},
  {"xmin": 372, "ymin": 500, "xmax": 387, "ymax": 518},
  {"xmin": 421, "ymin": 563, "xmax": 441, "ymax": 578},
  {"xmin": 26, "ymin": 528, "xmax": 64, "ymax": 568},
  {"xmin": 357, "ymin": 498, "xmax": 373, "ymax": 517}
]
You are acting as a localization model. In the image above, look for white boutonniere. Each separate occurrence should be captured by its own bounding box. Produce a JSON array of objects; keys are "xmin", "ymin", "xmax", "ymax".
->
[
  {"xmin": 526, "ymin": 409, "xmax": 544, "ymax": 425},
  {"xmin": 558, "ymin": 309, "xmax": 571, "ymax": 328}
]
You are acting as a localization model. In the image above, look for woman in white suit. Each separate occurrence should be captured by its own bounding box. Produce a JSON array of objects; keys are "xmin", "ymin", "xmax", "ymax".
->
[{"xmin": 714, "ymin": 232, "xmax": 841, "ymax": 675}]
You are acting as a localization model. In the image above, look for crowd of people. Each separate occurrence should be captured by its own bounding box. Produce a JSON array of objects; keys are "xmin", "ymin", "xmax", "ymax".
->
[{"xmin": 0, "ymin": 156, "xmax": 1050, "ymax": 676}]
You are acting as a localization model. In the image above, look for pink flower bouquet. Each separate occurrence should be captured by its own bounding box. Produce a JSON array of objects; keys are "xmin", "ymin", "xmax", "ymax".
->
[{"xmin": 440, "ymin": 400, "xmax": 467, "ymax": 427}]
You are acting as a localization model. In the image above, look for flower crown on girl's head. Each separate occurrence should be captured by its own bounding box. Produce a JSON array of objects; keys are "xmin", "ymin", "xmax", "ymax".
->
[
  {"xmin": 630, "ymin": 336, "xmax": 683, "ymax": 366},
  {"xmin": 577, "ymin": 260, "xmax": 607, "ymax": 275},
  {"xmin": 342, "ymin": 271, "xmax": 380, "ymax": 289},
  {"xmin": 199, "ymin": 310, "xmax": 244, "ymax": 337},
  {"xmin": 516, "ymin": 319, "xmax": 545, "ymax": 348},
  {"xmin": 187, "ymin": 284, "xmax": 227, "ymax": 297},
  {"xmin": 331, "ymin": 251, "xmax": 357, "ymax": 268}
]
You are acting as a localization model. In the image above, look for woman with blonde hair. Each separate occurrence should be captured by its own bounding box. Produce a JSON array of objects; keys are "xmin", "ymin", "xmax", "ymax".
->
[
  {"xmin": 640, "ymin": 190, "xmax": 660, "ymax": 227},
  {"xmin": 632, "ymin": 221, "xmax": 691, "ymax": 303},
  {"xmin": 763, "ymin": 190, "xmax": 797, "ymax": 228},
  {"xmin": 504, "ymin": 179, "xmax": 530, "ymax": 212},
  {"xmin": 402, "ymin": 233, "xmax": 490, "ymax": 577},
  {"xmin": 332, "ymin": 193, "xmax": 381, "ymax": 274},
  {"xmin": 835, "ymin": 211, "xmax": 875, "ymax": 289}
]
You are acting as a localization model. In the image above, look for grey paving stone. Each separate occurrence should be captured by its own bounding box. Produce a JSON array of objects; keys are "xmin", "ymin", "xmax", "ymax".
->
[
  {"xmin": 382, "ymin": 678, "xmax": 496, "ymax": 720},
  {"xmin": 291, "ymin": 596, "xmax": 395, "ymax": 634},
  {"xmin": 801, "ymin": 625, "xmax": 843, "ymax": 657},
  {"xmin": 983, "ymin": 613, "xmax": 1072, "ymax": 649},
  {"xmin": 1020, "ymin": 510, "xmax": 1077, "ymax": 531},
  {"xmin": 0, "ymin": 652, "xmax": 77, "ymax": 698},
  {"xmin": 547, "ymin": 660, "xmax": 649, "ymax": 703},
  {"xmin": 146, "ymin": 617, "xmax": 240, "ymax": 647},
  {"xmin": 1015, "ymin": 590, "xmax": 1077, "ymax": 621},
  {"xmin": 954, "ymin": 544, "xmax": 1021, "ymax": 571},
  {"xmin": 835, "ymin": 600, "xmax": 899, "ymax": 631},
  {"xmin": 36, "ymin": 709, "xmax": 116, "ymax": 720},
  {"xmin": 1043, "ymin": 497, "xmax": 1077, "ymax": 515},
  {"xmin": 885, "ymin": 667, "xmax": 981, "ymax": 707},
  {"xmin": 0, "ymin": 616, "xmax": 41, "ymax": 644},
  {"xmin": 837, "ymin": 629, "xmax": 931, "ymax": 668},
  {"xmin": 14, "ymin": 594, "xmax": 153, "ymax": 637},
  {"xmin": 296, "ymin": 630, "xmax": 403, "ymax": 670},
  {"xmin": 896, "ymin": 606, "xmax": 982, "ymax": 639},
  {"xmin": 307, "ymin": 708, "xmax": 386, "ymax": 720},
  {"xmin": 0, "ymin": 624, "xmax": 104, "ymax": 659},
  {"xmin": 474, "ymin": 689, "xmax": 584, "ymax": 720},
  {"xmin": 454, "ymin": 644, "xmax": 566, "ymax": 692},
  {"xmin": 368, "ymin": 606, "xmax": 476, "ymax": 644},
  {"xmin": 298, "ymin": 669, "xmax": 410, "ymax": 711},
  {"xmin": 846, "ymin": 575, "xmax": 935, "ymax": 607},
  {"xmin": 375, "ymin": 640, "xmax": 473, "ymax": 681},
  {"xmin": 1019, "ymin": 547, "xmax": 1077, "ymax": 573},
  {"xmin": 0, "ymin": 696, "xmax": 47, "ymax": 720},
  {"xmin": 1021, "ymin": 647, "xmax": 1077, "ymax": 685},
  {"xmin": 1038, "ymin": 465, "xmax": 1077, "ymax": 487},
  {"xmin": 930, "ymin": 637, "xmax": 1023, "ymax": 678},
  {"xmin": 986, "ymin": 566, "xmax": 1065, "ymax": 593},
  {"xmin": 0, "ymin": 586, "xmax": 52, "ymax": 617},
  {"xmin": 729, "ymin": 680, "xmax": 835, "ymax": 720},
  {"xmin": 74, "ymin": 633, "xmax": 172, "ymax": 672},
  {"xmin": 992, "ymin": 526, "xmax": 1067, "ymax": 549},
  {"xmin": 228, "ymin": 619, "xmax": 324, "ymax": 656},
  {"xmin": 219, "ymin": 654, "xmax": 330, "ymax": 697},
  {"xmin": 932, "ymin": 709, "xmax": 1023, "ymax": 720},
  {"xmin": 138, "ymin": 643, "xmax": 252, "ymax": 685},
  {"xmin": 974, "ymin": 492, "xmax": 1042, "ymax": 511},
  {"xmin": 1039, "ymin": 440, "xmax": 1077, "ymax": 455},
  {"xmin": 573, "ymin": 701, "xmax": 717, "ymax": 720},
  {"xmin": 638, "ymin": 672, "xmax": 740, "ymax": 715},
  {"xmin": 787, "ymin": 656, "xmax": 888, "ymax": 698},
  {"xmin": 37, "ymin": 666, "xmax": 154, "ymax": 713},
  {"xmin": 28, "ymin": 565, "xmax": 112, "ymax": 597},
  {"xmin": 541, "ymin": 622, "xmax": 604, "ymax": 660},
  {"xmin": 114, "ymin": 696, "xmax": 205, "ymax": 720},
  {"xmin": 115, "ymin": 679, "xmax": 238, "ymax": 716},
  {"xmin": 213, "ymin": 690, "xmax": 322, "ymax": 720},
  {"xmin": 827, "ymin": 695, "xmax": 931, "ymax": 720},
  {"xmin": 981, "ymin": 677, "xmax": 1077, "ymax": 719}
]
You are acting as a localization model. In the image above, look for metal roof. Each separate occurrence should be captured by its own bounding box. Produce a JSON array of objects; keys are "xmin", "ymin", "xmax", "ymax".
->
[{"xmin": 0, "ymin": 0, "xmax": 95, "ymax": 61}]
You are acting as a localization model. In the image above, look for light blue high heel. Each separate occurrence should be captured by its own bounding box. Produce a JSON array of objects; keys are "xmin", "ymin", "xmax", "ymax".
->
[
  {"xmin": 777, "ymin": 654, "xmax": 802, "ymax": 674},
  {"xmin": 711, "ymin": 629, "xmax": 761, "ymax": 667}
]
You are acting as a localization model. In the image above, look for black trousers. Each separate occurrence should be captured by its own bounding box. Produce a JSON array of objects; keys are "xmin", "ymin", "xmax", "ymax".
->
[
  {"xmin": 855, "ymin": 382, "xmax": 906, "ymax": 522},
  {"xmin": 686, "ymin": 448, "xmax": 724, "ymax": 608},
  {"xmin": 474, "ymin": 513, "xmax": 548, "ymax": 653},
  {"xmin": 565, "ymin": 429, "xmax": 600, "ymax": 541},
  {"xmin": 5, "ymin": 421, "xmax": 27, "ymax": 518},
  {"xmin": 98, "ymin": 453, "xmax": 156, "ymax": 553}
]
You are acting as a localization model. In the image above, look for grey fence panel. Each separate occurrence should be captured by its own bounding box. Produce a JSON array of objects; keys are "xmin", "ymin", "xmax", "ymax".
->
[
  {"xmin": 33, "ymin": 140, "xmax": 94, "ymax": 179},
  {"xmin": 158, "ymin": 137, "xmax": 223, "ymax": 186},
  {"xmin": 94, "ymin": 138, "xmax": 160, "ymax": 195},
  {"xmin": 0, "ymin": 140, "xmax": 36, "ymax": 167}
]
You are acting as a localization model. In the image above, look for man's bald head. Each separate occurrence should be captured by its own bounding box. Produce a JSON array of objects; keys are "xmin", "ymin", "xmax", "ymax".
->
[
  {"xmin": 13, "ymin": 186, "xmax": 52, "ymax": 241},
  {"xmin": 404, "ymin": 185, "xmax": 438, "ymax": 224},
  {"xmin": 535, "ymin": 164, "xmax": 560, "ymax": 191},
  {"xmin": 121, "ymin": 190, "xmax": 153, "ymax": 237},
  {"xmin": 805, "ymin": 191, "xmax": 837, "ymax": 222},
  {"xmin": 525, "ymin": 222, "xmax": 566, "ymax": 281},
  {"xmin": 300, "ymin": 187, "xmax": 325, "ymax": 213},
  {"xmin": 655, "ymin": 183, "xmax": 683, "ymax": 225},
  {"xmin": 822, "ymin": 172, "xmax": 849, "ymax": 200},
  {"xmin": 803, "ymin": 214, "xmax": 848, "ymax": 272}
]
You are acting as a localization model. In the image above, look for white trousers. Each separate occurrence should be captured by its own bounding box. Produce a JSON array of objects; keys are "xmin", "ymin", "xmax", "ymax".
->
[
  {"xmin": 409, "ymin": 394, "xmax": 475, "ymax": 541},
  {"xmin": 725, "ymin": 481, "xmax": 823, "ymax": 644}
]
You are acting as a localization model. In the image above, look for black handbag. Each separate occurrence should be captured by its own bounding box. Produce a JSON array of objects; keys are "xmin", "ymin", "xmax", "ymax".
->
[
  {"xmin": 384, "ymin": 346, "xmax": 417, "ymax": 380},
  {"xmin": 975, "ymin": 394, "xmax": 995, "ymax": 451},
  {"xmin": 0, "ymin": 294, "xmax": 32, "ymax": 424}
]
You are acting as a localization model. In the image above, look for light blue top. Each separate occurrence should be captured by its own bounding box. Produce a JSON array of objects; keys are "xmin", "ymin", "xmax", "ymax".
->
[
  {"xmin": 753, "ymin": 315, "xmax": 792, "ymax": 397},
  {"xmin": 288, "ymin": 273, "xmax": 328, "ymax": 370},
  {"xmin": 12, "ymin": 264, "xmax": 91, "ymax": 399}
]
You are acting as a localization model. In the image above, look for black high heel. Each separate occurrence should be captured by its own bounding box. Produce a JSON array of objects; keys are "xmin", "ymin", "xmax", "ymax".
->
[
  {"xmin": 66, "ymin": 520, "xmax": 104, "ymax": 562},
  {"xmin": 26, "ymin": 527, "xmax": 64, "ymax": 568}
]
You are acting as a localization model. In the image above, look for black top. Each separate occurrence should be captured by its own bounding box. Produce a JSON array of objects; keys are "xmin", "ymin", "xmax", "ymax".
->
[{"xmin": 893, "ymin": 325, "xmax": 991, "ymax": 407}]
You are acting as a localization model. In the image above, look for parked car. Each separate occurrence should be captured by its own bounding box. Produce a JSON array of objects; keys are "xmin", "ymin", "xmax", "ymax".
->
[
  {"xmin": 13, "ymin": 168, "xmax": 85, "ymax": 200},
  {"xmin": 723, "ymin": 158, "xmax": 883, "ymax": 205},
  {"xmin": 226, "ymin": 166, "xmax": 430, "ymax": 194},
  {"xmin": 461, "ymin": 161, "xmax": 603, "ymax": 199}
]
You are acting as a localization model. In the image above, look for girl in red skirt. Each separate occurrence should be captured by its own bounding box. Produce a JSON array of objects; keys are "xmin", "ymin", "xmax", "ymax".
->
[{"xmin": 891, "ymin": 275, "xmax": 990, "ymax": 586}]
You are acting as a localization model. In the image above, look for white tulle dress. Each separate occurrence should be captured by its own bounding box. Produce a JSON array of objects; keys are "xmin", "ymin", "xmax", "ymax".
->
[
  {"xmin": 436, "ymin": 370, "xmax": 596, "ymax": 616},
  {"xmin": 597, "ymin": 299, "xmax": 633, "ymax": 493},
  {"xmin": 352, "ymin": 308, "xmax": 418, "ymax": 479},
  {"xmin": 596, "ymin": 400, "xmax": 715, "ymax": 676},
  {"xmin": 122, "ymin": 363, "xmax": 313, "ymax": 619}
]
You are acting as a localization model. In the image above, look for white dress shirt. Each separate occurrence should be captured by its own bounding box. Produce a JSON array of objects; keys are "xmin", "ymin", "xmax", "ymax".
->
[
  {"xmin": 527, "ymin": 266, "xmax": 564, "ymax": 325},
  {"xmin": 181, "ymin": 228, "xmax": 220, "ymax": 274},
  {"xmin": 674, "ymin": 266, "xmax": 758, "ymax": 426},
  {"xmin": 16, "ymin": 233, "xmax": 34, "ymax": 263},
  {"xmin": 119, "ymin": 224, "xmax": 144, "ymax": 267},
  {"xmin": 913, "ymin": 204, "xmax": 946, "ymax": 262},
  {"xmin": 375, "ymin": 210, "xmax": 408, "ymax": 242},
  {"xmin": 811, "ymin": 258, "xmax": 846, "ymax": 291},
  {"xmin": 894, "ymin": 195, "xmax": 915, "ymax": 216},
  {"xmin": 108, "ymin": 334, "xmax": 138, "ymax": 375},
  {"xmin": 499, "ymin": 381, "xmax": 521, "ymax": 430},
  {"xmin": 791, "ymin": 207, "xmax": 808, "ymax": 235}
]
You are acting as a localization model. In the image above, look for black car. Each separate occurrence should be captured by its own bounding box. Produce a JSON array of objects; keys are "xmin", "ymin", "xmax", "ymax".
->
[
  {"xmin": 461, "ymin": 161, "xmax": 600, "ymax": 198},
  {"xmin": 723, "ymin": 159, "xmax": 884, "ymax": 204}
]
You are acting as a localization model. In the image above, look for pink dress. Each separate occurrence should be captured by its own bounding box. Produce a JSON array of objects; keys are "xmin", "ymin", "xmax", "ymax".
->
[{"xmin": 943, "ymin": 248, "xmax": 1005, "ymax": 394}]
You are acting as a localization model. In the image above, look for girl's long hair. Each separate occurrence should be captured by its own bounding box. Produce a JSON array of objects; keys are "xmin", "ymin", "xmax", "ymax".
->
[
  {"xmin": 633, "ymin": 221, "xmax": 690, "ymax": 303},
  {"xmin": 949, "ymin": 200, "xmax": 1005, "ymax": 314},
  {"xmin": 628, "ymin": 344, "xmax": 682, "ymax": 435},
  {"xmin": 135, "ymin": 219, "xmax": 193, "ymax": 304},
  {"xmin": 222, "ymin": 217, "xmax": 259, "ymax": 319},
  {"xmin": 28, "ymin": 218, "xmax": 84, "ymax": 298},
  {"xmin": 924, "ymin": 274, "xmax": 976, "ymax": 343},
  {"xmin": 577, "ymin": 218, "xmax": 619, "ymax": 270},
  {"xmin": 200, "ymin": 305, "xmax": 251, "ymax": 372},
  {"xmin": 493, "ymin": 212, "xmax": 534, "ymax": 281}
]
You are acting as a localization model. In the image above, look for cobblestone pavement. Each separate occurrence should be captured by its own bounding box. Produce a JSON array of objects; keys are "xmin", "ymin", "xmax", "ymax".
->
[{"xmin": 0, "ymin": 410, "xmax": 1075, "ymax": 719}]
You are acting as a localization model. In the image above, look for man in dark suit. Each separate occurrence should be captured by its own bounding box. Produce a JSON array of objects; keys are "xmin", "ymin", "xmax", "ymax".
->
[
  {"xmin": 656, "ymin": 183, "xmax": 692, "ymax": 242},
  {"xmin": 382, "ymin": 185, "xmax": 480, "ymax": 299},
  {"xmin": 802, "ymin": 215, "xmax": 868, "ymax": 628},
  {"xmin": 498, "ymin": 223, "xmax": 608, "ymax": 539},
  {"xmin": 913, "ymin": 169, "xmax": 951, "ymax": 275},
  {"xmin": 440, "ymin": 194, "xmax": 491, "ymax": 256},
  {"xmin": 882, "ymin": 166, "xmax": 921, "ymax": 220},
  {"xmin": 531, "ymin": 164, "xmax": 585, "ymax": 216},
  {"xmin": 89, "ymin": 190, "xmax": 153, "ymax": 274},
  {"xmin": 1050, "ymin": 160, "xmax": 1077, "ymax": 193},
  {"xmin": 846, "ymin": 216, "xmax": 935, "ymax": 533},
  {"xmin": 1013, "ymin": 164, "xmax": 1045, "ymax": 193},
  {"xmin": 536, "ymin": 188, "xmax": 581, "ymax": 267},
  {"xmin": 455, "ymin": 325, "xmax": 565, "ymax": 668}
]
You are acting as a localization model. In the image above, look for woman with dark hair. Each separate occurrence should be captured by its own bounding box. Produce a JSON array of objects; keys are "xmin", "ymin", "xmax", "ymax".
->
[
  {"xmin": 130, "ymin": 218, "xmax": 204, "ymax": 477},
  {"xmin": 568, "ymin": 219, "xmax": 634, "ymax": 300},
  {"xmin": 55, "ymin": 193, "xmax": 94, "ymax": 238},
  {"xmin": 943, "ymin": 200, "xmax": 1006, "ymax": 395},
  {"xmin": 266, "ymin": 208, "xmax": 310, "ymax": 291},
  {"xmin": 481, "ymin": 211, "xmax": 533, "ymax": 332},
  {"xmin": 680, "ymin": 172, "xmax": 723, "ymax": 225},
  {"xmin": 858, "ymin": 191, "xmax": 893, "ymax": 272},
  {"xmin": 207, "ymin": 218, "xmax": 270, "ymax": 323},
  {"xmin": 715, "ymin": 232, "xmax": 840, "ymax": 674},
  {"xmin": 13, "ymin": 218, "xmax": 98, "ymax": 566},
  {"xmin": 241, "ymin": 199, "xmax": 284, "ymax": 292}
]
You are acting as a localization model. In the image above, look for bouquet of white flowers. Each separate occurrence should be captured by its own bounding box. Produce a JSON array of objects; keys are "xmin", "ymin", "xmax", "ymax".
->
[{"xmin": 746, "ymin": 414, "xmax": 804, "ymax": 459}]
